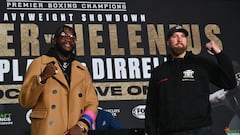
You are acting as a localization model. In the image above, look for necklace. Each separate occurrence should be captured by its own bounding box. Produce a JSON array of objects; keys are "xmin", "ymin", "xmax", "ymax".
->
[
  {"xmin": 63, "ymin": 62, "xmax": 69, "ymax": 69},
  {"xmin": 58, "ymin": 61, "xmax": 70, "ymax": 71}
]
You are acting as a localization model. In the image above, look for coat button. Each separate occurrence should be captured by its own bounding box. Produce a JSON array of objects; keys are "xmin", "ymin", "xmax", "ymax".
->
[
  {"xmin": 51, "ymin": 104, "xmax": 56, "ymax": 110},
  {"xmin": 79, "ymin": 93, "xmax": 83, "ymax": 97},
  {"xmin": 52, "ymin": 90, "xmax": 58, "ymax": 94},
  {"xmin": 49, "ymin": 120, "xmax": 55, "ymax": 126}
]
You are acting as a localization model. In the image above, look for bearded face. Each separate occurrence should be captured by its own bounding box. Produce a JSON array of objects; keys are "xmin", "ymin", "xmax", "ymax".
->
[
  {"xmin": 54, "ymin": 30, "xmax": 76, "ymax": 57},
  {"xmin": 168, "ymin": 32, "xmax": 188, "ymax": 57},
  {"xmin": 55, "ymin": 38, "xmax": 76, "ymax": 56},
  {"xmin": 170, "ymin": 42, "xmax": 188, "ymax": 56}
]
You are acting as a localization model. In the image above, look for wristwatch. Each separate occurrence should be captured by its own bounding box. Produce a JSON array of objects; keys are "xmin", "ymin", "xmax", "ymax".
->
[
  {"xmin": 38, "ymin": 76, "xmax": 46, "ymax": 84},
  {"xmin": 77, "ymin": 123, "xmax": 86, "ymax": 133},
  {"xmin": 38, "ymin": 76, "xmax": 42, "ymax": 83}
]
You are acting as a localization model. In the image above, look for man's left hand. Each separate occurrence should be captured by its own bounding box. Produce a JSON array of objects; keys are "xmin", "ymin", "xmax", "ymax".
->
[
  {"xmin": 65, "ymin": 125, "xmax": 85, "ymax": 135},
  {"xmin": 206, "ymin": 40, "xmax": 221, "ymax": 54}
]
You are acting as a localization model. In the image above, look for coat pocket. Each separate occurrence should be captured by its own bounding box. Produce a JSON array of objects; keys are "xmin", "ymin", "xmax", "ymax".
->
[{"xmin": 30, "ymin": 108, "xmax": 47, "ymax": 119}]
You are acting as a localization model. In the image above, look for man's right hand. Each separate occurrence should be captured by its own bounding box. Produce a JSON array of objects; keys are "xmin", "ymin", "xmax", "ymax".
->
[{"xmin": 39, "ymin": 61, "xmax": 58, "ymax": 83}]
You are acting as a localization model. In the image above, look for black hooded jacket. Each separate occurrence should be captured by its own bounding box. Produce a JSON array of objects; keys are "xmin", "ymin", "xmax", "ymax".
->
[{"xmin": 145, "ymin": 51, "xmax": 237, "ymax": 135}]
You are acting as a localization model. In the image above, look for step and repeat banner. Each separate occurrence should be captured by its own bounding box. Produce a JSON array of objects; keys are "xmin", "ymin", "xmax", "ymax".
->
[{"xmin": 0, "ymin": 0, "xmax": 240, "ymax": 134}]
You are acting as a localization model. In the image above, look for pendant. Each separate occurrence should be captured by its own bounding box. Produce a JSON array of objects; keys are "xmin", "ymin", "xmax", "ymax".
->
[{"xmin": 63, "ymin": 62, "xmax": 69, "ymax": 69}]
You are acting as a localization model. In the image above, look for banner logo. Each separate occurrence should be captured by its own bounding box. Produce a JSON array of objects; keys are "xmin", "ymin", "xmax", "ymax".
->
[
  {"xmin": 0, "ymin": 112, "xmax": 13, "ymax": 125},
  {"xmin": 6, "ymin": 0, "xmax": 127, "ymax": 11},
  {"xmin": 132, "ymin": 105, "xmax": 145, "ymax": 119}
]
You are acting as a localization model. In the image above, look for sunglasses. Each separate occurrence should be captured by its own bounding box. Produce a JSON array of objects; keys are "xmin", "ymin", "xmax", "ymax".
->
[{"xmin": 59, "ymin": 31, "xmax": 76, "ymax": 40}]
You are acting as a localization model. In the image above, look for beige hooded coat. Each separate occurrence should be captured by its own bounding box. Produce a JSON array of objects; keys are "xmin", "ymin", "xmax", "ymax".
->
[{"xmin": 19, "ymin": 55, "xmax": 98, "ymax": 135}]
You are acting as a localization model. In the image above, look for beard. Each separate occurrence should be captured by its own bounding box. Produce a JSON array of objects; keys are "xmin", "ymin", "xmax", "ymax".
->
[
  {"xmin": 55, "ymin": 42, "xmax": 75, "ymax": 57},
  {"xmin": 170, "ymin": 43, "xmax": 187, "ymax": 56}
]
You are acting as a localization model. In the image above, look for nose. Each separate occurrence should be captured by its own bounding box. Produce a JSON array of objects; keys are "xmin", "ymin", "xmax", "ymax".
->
[
  {"xmin": 63, "ymin": 36, "xmax": 75, "ymax": 42},
  {"xmin": 177, "ymin": 36, "xmax": 182, "ymax": 42},
  {"xmin": 65, "ymin": 36, "xmax": 72, "ymax": 41}
]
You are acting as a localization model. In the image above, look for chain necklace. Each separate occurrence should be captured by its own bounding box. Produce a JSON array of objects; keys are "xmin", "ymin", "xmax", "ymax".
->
[{"xmin": 58, "ymin": 61, "xmax": 70, "ymax": 71}]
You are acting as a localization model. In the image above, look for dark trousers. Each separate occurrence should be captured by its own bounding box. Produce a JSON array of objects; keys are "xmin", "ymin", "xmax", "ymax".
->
[{"xmin": 165, "ymin": 126, "xmax": 212, "ymax": 135}]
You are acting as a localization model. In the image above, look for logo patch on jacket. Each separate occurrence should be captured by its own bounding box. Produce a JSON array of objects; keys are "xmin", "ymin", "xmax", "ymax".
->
[{"xmin": 182, "ymin": 69, "xmax": 195, "ymax": 81}]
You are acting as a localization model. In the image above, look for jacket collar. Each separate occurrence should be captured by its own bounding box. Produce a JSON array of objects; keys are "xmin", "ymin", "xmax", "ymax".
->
[
  {"xmin": 40, "ymin": 55, "xmax": 87, "ymax": 89},
  {"xmin": 167, "ymin": 51, "xmax": 192, "ymax": 61}
]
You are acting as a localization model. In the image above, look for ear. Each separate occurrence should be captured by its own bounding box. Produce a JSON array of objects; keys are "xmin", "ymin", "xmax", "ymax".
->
[{"xmin": 166, "ymin": 40, "xmax": 170, "ymax": 46}]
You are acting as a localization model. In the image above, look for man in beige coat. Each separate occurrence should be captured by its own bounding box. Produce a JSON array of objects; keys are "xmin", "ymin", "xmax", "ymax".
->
[{"xmin": 19, "ymin": 25, "xmax": 98, "ymax": 135}]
